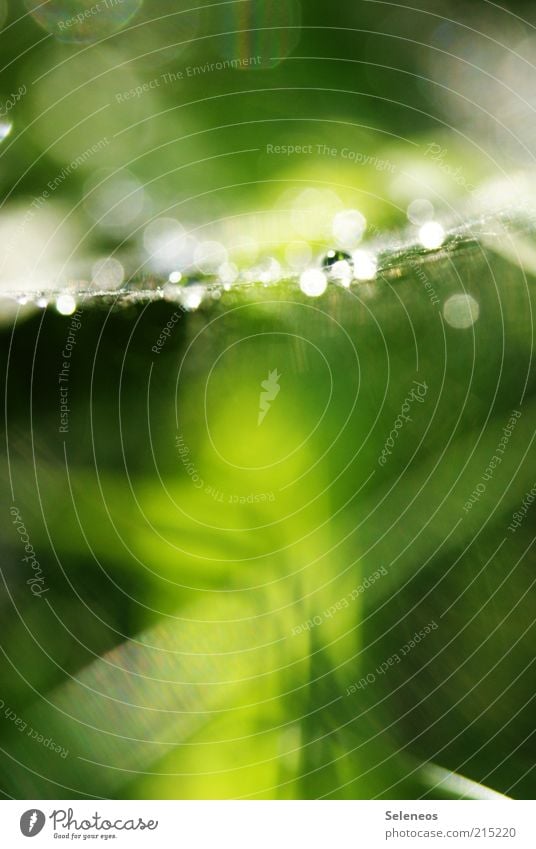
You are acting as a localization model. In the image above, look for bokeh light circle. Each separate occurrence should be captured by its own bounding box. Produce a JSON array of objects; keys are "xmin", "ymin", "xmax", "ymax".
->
[{"xmin": 443, "ymin": 293, "xmax": 481, "ymax": 329}]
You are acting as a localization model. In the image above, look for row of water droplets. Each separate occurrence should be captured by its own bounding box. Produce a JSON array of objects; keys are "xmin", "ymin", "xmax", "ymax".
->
[
  {"xmin": 6, "ymin": 200, "xmax": 444, "ymax": 301},
  {"xmin": 4, "ymin": 197, "xmax": 487, "ymax": 331}
]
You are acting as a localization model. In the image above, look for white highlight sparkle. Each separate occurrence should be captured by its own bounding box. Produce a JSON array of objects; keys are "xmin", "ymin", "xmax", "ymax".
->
[
  {"xmin": 299, "ymin": 269, "xmax": 327, "ymax": 297},
  {"xmin": 419, "ymin": 221, "xmax": 445, "ymax": 249},
  {"xmin": 56, "ymin": 294, "xmax": 77, "ymax": 316},
  {"xmin": 352, "ymin": 250, "xmax": 377, "ymax": 281},
  {"xmin": 330, "ymin": 259, "xmax": 353, "ymax": 288},
  {"xmin": 181, "ymin": 285, "xmax": 204, "ymax": 311}
]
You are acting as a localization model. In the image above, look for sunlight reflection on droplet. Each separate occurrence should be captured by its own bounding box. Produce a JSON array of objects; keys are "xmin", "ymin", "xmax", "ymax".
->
[
  {"xmin": 168, "ymin": 271, "xmax": 182, "ymax": 284},
  {"xmin": 443, "ymin": 293, "xmax": 480, "ymax": 329},
  {"xmin": 330, "ymin": 259, "xmax": 353, "ymax": 288},
  {"xmin": 333, "ymin": 209, "xmax": 366, "ymax": 249},
  {"xmin": 181, "ymin": 285, "xmax": 204, "ymax": 311},
  {"xmin": 419, "ymin": 221, "xmax": 445, "ymax": 249},
  {"xmin": 352, "ymin": 250, "xmax": 377, "ymax": 281},
  {"xmin": 56, "ymin": 294, "xmax": 77, "ymax": 316},
  {"xmin": 299, "ymin": 269, "xmax": 327, "ymax": 297}
]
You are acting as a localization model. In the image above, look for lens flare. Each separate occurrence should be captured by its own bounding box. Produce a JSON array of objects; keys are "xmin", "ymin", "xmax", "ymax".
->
[
  {"xmin": 218, "ymin": 0, "xmax": 302, "ymax": 70},
  {"xmin": 25, "ymin": 0, "xmax": 143, "ymax": 44}
]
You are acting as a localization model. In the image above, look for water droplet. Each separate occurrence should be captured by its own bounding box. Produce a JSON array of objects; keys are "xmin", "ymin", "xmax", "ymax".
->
[
  {"xmin": 419, "ymin": 221, "xmax": 445, "ymax": 249},
  {"xmin": 168, "ymin": 271, "xmax": 182, "ymax": 284},
  {"xmin": 322, "ymin": 249, "xmax": 351, "ymax": 268},
  {"xmin": 407, "ymin": 198, "xmax": 434, "ymax": 225},
  {"xmin": 56, "ymin": 294, "xmax": 77, "ymax": 316},
  {"xmin": 352, "ymin": 250, "xmax": 377, "ymax": 281},
  {"xmin": 443, "ymin": 294, "xmax": 480, "ymax": 329},
  {"xmin": 181, "ymin": 284, "xmax": 204, "ymax": 311},
  {"xmin": 332, "ymin": 209, "xmax": 366, "ymax": 249},
  {"xmin": 299, "ymin": 269, "xmax": 327, "ymax": 298},
  {"xmin": 330, "ymin": 260, "xmax": 353, "ymax": 288}
]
